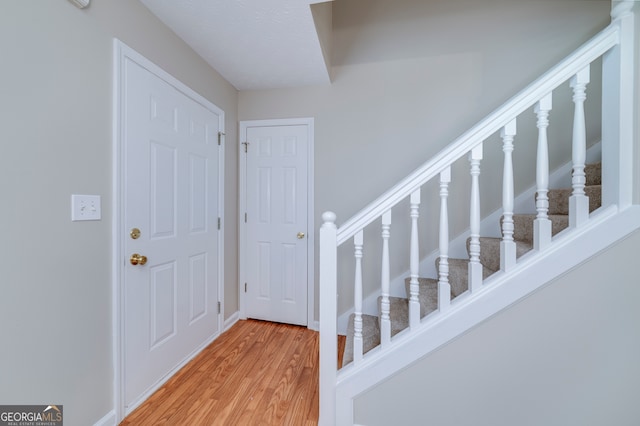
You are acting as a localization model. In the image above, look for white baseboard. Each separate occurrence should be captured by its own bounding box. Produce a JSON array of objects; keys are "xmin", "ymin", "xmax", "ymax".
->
[
  {"xmin": 94, "ymin": 410, "xmax": 116, "ymax": 426},
  {"xmin": 224, "ymin": 311, "xmax": 240, "ymax": 332}
]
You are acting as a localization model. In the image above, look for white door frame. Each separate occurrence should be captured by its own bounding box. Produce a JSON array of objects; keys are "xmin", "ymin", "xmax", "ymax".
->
[
  {"xmin": 239, "ymin": 118, "xmax": 315, "ymax": 330},
  {"xmin": 112, "ymin": 39, "xmax": 225, "ymax": 422}
]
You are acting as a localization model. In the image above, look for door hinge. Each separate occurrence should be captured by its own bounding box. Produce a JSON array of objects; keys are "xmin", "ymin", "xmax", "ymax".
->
[
  {"xmin": 242, "ymin": 141, "xmax": 249, "ymax": 153},
  {"xmin": 217, "ymin": 301, "xmax": 221, "ymax": 314},
  {"xmin": 244, "ymin": 282, "xmax": 247, "ymax": 293},
  {"xmin": 218, "ymin": 131, "xmax": 225, "ymax": 146},
  {"xmin": 218, "ymin": 217, "xmax": 221, "ymax": 230}
]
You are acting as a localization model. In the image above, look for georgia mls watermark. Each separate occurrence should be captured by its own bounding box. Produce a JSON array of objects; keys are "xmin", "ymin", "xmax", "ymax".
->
[{"xmin": 0, "ymin": 405, "xmax": 63, "ymax": 426}]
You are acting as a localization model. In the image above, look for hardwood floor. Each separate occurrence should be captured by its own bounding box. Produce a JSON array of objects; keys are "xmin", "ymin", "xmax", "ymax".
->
[{"xmin": 121, "ymin": 319, "xmax": 346, "ymax": 425}]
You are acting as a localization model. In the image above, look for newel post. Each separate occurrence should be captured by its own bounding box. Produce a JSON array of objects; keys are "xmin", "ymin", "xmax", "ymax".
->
[
  {"xmin": 602, "ymin": 1, "xmax": 636, "ymax": 209},
  {"xmin": 319, "ymin": 211, "xmax": 337, "ymax": 426}
]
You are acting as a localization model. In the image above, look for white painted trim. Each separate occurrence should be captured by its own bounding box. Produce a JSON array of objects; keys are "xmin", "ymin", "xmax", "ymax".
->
[
  {"xmin": 238, "ymin": 118, "xmax": 316, "ymax": 328},
  {"xmin": 224, "ymin": 311, "xmax": 241, "ymax": 332},
  {"xmin": 218, "ymin": 128, "xmax": 226, "ymax": 340},
  {"xmin": 336, "ymin": 205, "xmax": 640, "ymax": 425},
  {"xmin": 111, "ymin": 39, "xmax": 124, "ymax": 425},
  {"xmin": 603, "ymin": 2, "xmax": 636, "ymax": 210},
  {"xmin": 112, "ymin": 39, "xmax": 225, "ymax": 422},
  {"xmin": 93, "ymin": 410, "xmax": 116, "ymax": 426}
]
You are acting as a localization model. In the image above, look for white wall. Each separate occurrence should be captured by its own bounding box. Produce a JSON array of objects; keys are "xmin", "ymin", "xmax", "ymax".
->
[
  {"xmin": 353, "ymin": 229, "xmax": 640, "ymax": 426},
  {"xmin": 0, "ymin": 1, "xmax": 237, "ymax": 425},
  {"xmin": 238, "ymin": 0, "xmax": 611, "ymax": 318}
]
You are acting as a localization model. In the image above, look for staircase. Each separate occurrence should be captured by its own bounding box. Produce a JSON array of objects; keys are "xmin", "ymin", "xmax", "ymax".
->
[
  {"xmin": 342, "ymin": 162, "xmax": 602, "ymax": 366},
  {"xmin": 319, "ymin": 3, "xmax": 637, "ymax": 425}
]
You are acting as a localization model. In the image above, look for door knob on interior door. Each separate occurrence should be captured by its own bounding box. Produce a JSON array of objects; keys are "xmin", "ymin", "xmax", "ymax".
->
[
  {"xmin": 297, "ymin": 232, "xmax": 305, "ymax": 239},
  {"xmin": 130, "ymin": 253, "xmax": 148, "ymax": 266}
]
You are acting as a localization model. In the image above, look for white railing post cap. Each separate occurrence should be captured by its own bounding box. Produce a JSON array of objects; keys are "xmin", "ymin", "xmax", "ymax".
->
[
  {"xmin": 322, "ymin": 211, "xmax": 337, "ymax": 224},
  {"xmin": 611, "ymin": 1, "xmax": 634, "ymax": 20}
]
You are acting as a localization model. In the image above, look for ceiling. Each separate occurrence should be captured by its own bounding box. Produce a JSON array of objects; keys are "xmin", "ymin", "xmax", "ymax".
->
[{"xmin": 138, "ymin": 0, "xmax": 333, "ymax": 91}]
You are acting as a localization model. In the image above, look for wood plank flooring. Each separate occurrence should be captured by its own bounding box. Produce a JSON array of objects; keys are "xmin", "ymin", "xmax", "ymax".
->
[{"xmin": 121, "ymin": 319, "xmax": 346, "ymax": 425}]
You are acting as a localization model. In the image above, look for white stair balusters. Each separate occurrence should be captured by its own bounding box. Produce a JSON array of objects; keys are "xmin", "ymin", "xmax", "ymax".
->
[
  {"xmin": 534, "ymin": 93, "xmax": 553, "ymax": 250},
  {"xmin": 569, "ymin": 66, "xmax": 591, "ymax": 228},
  {"xmin": 380, "ymin": 211, "xmax": 392, "ymax": 346},
  {"xmin": 500, "ymin": 119, "xmax": 517, "ymax": 271},
  {"xmin": 468, "ymin": 144, "xmax": 483, "ymax": 293},
  {"xmin": 438, "ymin": 167, "xmax": 451, "ymax": 311},
  {"xmin": 408, "ymin": 190, "xmax": 421, "ymax": 329},
  {"xmin": 353, "ymin": 230, "xmax": 364, "ymax": 364}
]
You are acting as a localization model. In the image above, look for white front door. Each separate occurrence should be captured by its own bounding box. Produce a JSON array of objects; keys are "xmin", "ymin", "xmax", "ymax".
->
[
  {"xmin": 240, "ymin": 120, "xmax": 313, "ymax": 326},
  {"xmin": 119, "ymin": 48, "xmax": 224, "ymax": 413}
]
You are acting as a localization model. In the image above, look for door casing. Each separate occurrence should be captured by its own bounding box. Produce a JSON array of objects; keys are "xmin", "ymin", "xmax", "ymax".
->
[
  {"xmin": 112, "ymin": 39, "xmax": 225, "ymax": 422},
  {"xmin": 239, "ymin": 118, "xmax": 315, "ymax": 329}
]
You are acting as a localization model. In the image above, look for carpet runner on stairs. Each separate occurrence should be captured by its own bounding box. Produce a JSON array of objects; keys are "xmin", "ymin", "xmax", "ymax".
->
[{"xmin": 342, "ymin": 162, "xmax": 602, "ymax": 366}]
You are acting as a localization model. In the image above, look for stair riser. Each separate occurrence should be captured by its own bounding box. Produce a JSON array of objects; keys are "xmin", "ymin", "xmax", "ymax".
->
[{"xmin": 546, "ymin": 185, "xmax": 601, "ymax": 215}]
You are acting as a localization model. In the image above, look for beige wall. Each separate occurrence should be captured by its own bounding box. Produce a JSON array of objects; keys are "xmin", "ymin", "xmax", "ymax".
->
[
  {"xmin": 354, "ymin": 229, "xmax": 640, "ymax": 426},
  {"xmin": 635, "ymin": 1, "xmax": 640, "ymax": 204},
  {"xmin": 239, "ymin": 0, "xmax": 611, "ymax": 318},
  {"xmin": 0, "ymin": 1, "xmax": 237, "ymax": 424}
]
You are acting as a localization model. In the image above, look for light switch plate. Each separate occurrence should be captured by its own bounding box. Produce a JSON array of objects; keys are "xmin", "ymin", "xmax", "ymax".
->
[{"xmin": 71, "ymin": 194, "xmax": 101, "ymax": 221}]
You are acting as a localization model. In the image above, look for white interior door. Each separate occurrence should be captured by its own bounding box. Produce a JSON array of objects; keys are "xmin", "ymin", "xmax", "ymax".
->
[
  {"xmin": 120, "ymin": 52, "xmax": 223, "ymax": 412},
  {"xmin": 241, "ymin": 122, "xmax": 312, "ymax": 326}
]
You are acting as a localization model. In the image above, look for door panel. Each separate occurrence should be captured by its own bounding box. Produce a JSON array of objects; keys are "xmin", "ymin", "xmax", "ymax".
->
[
  {"xmin": 122, "ymin": 57, "xmax": 221, "ymax": 411},
  {"xmin": 245, "ymin": 124, "xmax": 309, "ymax": 325}
]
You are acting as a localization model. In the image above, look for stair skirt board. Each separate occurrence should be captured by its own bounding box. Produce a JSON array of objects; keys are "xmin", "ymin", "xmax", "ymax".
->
[
  {"xmin": 336, "ymin": 204, "xmax": 640, "ymax": 403},
  {"xmin": 337, "ymin": 143, "xmax": 601, "ymax": 336}
]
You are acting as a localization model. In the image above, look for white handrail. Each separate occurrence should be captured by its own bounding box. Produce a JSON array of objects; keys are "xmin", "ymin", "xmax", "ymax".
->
[{"xmin": 335, "ymin": 23, "xmax": 619, "ymax": 245}]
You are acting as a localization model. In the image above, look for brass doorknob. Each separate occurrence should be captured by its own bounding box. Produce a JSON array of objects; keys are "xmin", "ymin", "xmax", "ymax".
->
[
  {"xmin": 130, "ymin": 253, "xmax": 148, "ymax": 266},
  {"xmin": 297, "ymin": 232, "xmax": 305, "ymax": 239}
]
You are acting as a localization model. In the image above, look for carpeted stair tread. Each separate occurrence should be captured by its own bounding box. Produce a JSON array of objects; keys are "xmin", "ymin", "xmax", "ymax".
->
[
  {"xmin": 511, "ymin": 214, "xmax": 569, "ymax": 244},
  {"xmin": 469, "ymin": 237, "xmax": 533, "ymax": 272},
  {"xmin": 436, "ymin": 257, "xmax": 495, "ymax": 297},
  {"xmin": 343, "ymin": 313, "xmax": 380, "ymax": 366},
  {"xmin": 385, "ymin": 279, "xmax": 441, "ymax": 337},
  {"xmin": 376, "ymin": 296, "xmax": 411, "ymax": 338},
  {"xmin": 403, "ymin": 277, "xmax": 446, "ymax": 315},
  {"xmin": 585, "ymin": 162, "xmax": 601, "ymax": 186},
  {"xmin": 547, "ymin": 185, "xmax": 602, "ymax": 215}
]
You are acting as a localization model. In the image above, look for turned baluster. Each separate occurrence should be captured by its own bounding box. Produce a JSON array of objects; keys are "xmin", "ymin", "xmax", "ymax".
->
[
  {"xmin": 534, "ymin": 93, "xmax": 553, "ymax": 250},
  {"xmin": 468, "ymin": 144, "xmax": 483, "ymax": 293},
  {"xmin": 408, "ymin": 190, "xmax": 421, "ymax": 329},
  {"xmin": 570, "ymin": 66, "xmax": 590, "ymax": 228},
  {"xmin": 353, "ymin": 230, "xmax": 364, "ymax": 363},
  {"xmin": 438, "ymin": 167, "xmax": 451, "ymax": 311},
  {"xmin": 500, "ymin": 119, "xmax": 517, "ymax": 271},
  {"xmin": 380, "ymin": 211, "xmax": 392, "ymax": 347}
]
